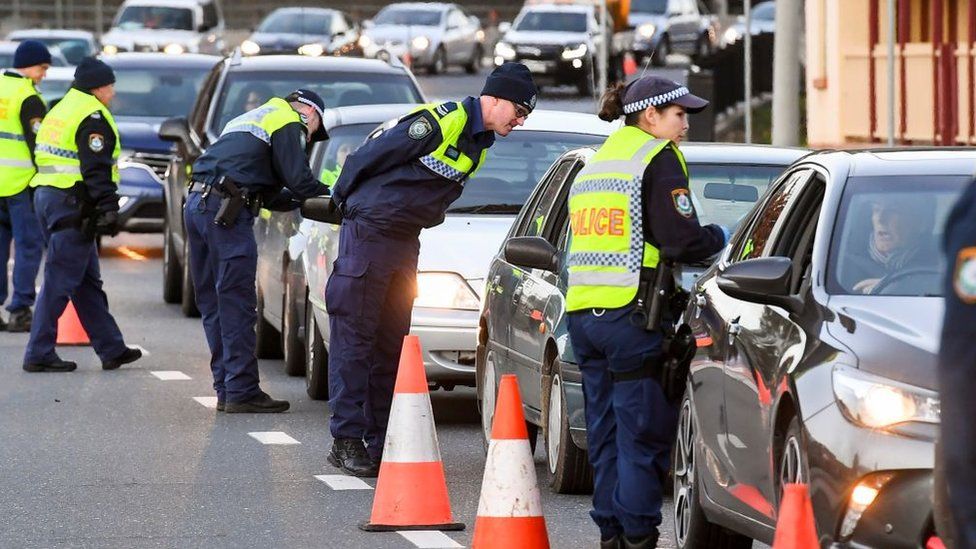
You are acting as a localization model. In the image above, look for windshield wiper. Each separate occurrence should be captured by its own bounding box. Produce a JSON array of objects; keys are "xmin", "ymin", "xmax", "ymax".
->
[{"xmin": 446, "ymin": 203, "xmax": 524, "ymax": 214}]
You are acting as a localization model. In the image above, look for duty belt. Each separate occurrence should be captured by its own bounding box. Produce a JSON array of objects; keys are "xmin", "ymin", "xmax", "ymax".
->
[{"xmin": 189, "ymin": 179, "xmax": 263, "ymax": 211}]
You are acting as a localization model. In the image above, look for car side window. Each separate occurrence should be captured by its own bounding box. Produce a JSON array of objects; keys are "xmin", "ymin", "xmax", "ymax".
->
[
  {"xmin": 201, "ymin": 2, "xmax": 219, "ymax": 30},
  {"xmin": 730, "ymin": 169, "xmax": 812, "ymax": 263},
  {"xmin": 517, "ymin": 158, "xmax": 576, "ymax": 238},
  {"xmin": 542, "ymin": 161, "xmax": 585, "ymax": 246},
  {"xmin": 190, "ymin": 61, "xmax": 224, "ymax": 136}
]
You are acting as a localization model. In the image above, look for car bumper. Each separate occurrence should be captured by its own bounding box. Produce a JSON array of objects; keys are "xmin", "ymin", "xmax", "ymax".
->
[
  {"xmin": 411, "ymin": 307, "xmax": 478, "ymax": 386},
  {"xmin": 495, "ymin": 55, "xmax": 591, "ymax": 83},
  {"xmin": 364, "ymin": 43, "xmax": 434, "ymax": 66},
  {"xmin": 117, "ymin": 180, "xmax": 164, "ymax": 233}
]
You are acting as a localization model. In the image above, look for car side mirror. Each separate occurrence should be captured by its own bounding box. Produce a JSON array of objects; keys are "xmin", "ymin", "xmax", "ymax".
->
[
  {"xmin": 300, "ymin": 196, "xmax": 342, "ymax": 224},
  {"xmin": 498, "ymin": 22, "xmax": 512, "ymax": 34},
  {"xmin": 504, "ymin": 236, "xmax": 559, "ymax": 272},
  {"xmin": 159, "ymin": 116, "xmax": 190, "ymax": 143},
  {"xmin": 717, "ymin": 257, "xmax": 801, "ymax": 312}
]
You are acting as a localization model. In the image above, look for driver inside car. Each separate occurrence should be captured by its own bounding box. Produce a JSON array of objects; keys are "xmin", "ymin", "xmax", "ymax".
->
[{"xmin": 847, "ymin": 195, "xmax": 933, "ymax": 294}]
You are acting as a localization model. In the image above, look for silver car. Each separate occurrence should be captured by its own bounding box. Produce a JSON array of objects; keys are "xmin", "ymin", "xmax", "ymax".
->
[
  {"xmin": 359, "ymin": 2, "xmax": 485, "ymax": 74},
  {"xmin": 6, "ymin": 29, "xmax": 98, "ymax": 65},
  {"xmin": 101, "ymin": 0, "xmax": 225, "ymax": 55}
]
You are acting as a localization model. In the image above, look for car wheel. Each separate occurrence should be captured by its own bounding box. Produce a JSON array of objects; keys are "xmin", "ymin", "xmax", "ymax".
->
[
  {"xmin": 428, "ymin": 47, "xmax": 447, "ymax": 75},
  {"xmin": 673, "ymin": 389, "xmax": 753, "ymax": 549},
  {"xmin": 544, "ymin": 363, "xmax": 593, "ymax": 494},
  {"xmin": 653, "ymin": 36, "xmax": 670, "ymax": 67},
  {"xmin": 281, "ymin": 275, "xmax": 304, "ymax": 376},
  {"xmin": 464, "ymin": 45, "xmax": 482, "ymax": 74},
  {"xmin": 180, "ymin": 237, "xmax": 200, "ymax": 318},
  {"xmin": 162, "ymin": 218, "xmax": 182, "ymax": 304},
  {"xmin": 777, "ymin": 416, "xmax": 808, "ymax": 494},
  {"xmin": 478, "ymin": 348, "xmax": 539, "ymax": 455},
  {"xmin": 305, "ymin": 294, "xmax": 329, "ymax": 400},
  {"xmin": 694, "ymin": 35, "xmax": 712, "ymax": 62},
  {"xmin": 255, "ymin": 283, "xmax": 282, "ymax": 359}
]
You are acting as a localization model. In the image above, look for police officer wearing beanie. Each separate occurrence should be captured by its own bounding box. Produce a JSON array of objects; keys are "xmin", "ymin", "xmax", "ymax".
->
[
  {"xmin": 566, "ymin": 76, "xmax": 728, "ymax": 549},
  {"xmin": 325, "ymin": 62, "xmax": 538, "ymax": 477},
  {"xmin": 187, "ymin": 89, "xmax": 330, "ymax": 413},
  {"xmin": 0, "ymin": 40, "xmax": 51, "ymax": 333},
  {"xmin": 24, "ymin": 57, "xmax": 143, "ymax": 373}
]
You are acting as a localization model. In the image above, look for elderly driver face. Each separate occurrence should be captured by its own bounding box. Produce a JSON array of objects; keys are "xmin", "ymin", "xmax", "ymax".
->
[{"xmin": 871, "ymin": 201, "xmax": 920, "ymax": 257}]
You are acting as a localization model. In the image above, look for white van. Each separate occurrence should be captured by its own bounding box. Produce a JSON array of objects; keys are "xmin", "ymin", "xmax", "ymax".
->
[{"xmin": 101, "ymin": 0, "xmax": 225, "ymax": 55}]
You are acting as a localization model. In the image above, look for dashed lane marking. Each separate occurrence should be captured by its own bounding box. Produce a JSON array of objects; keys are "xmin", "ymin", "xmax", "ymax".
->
[
  {"xmin": 150, "ymin": 371, "xmax": 191, "ymax": 380},
  {"xmin": 248, "ymin": 431, "xmax": 300, "ymax": 445},
  {"xmin": 397, "ymin": 531, "xmax": 463, "ymax": 548},
  {"xmin": 314, "ymin": 474, "xmax": 373, "ymax": 490},
  {"xmin": 193, "ymin": 396, "xmax": 218, "ymax": 409}
]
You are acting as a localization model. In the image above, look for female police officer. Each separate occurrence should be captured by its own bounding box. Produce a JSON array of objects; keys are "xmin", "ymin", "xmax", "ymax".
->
[{"xmin": 565, "ymin": 76, "xmax": 728, "ymax": 549}]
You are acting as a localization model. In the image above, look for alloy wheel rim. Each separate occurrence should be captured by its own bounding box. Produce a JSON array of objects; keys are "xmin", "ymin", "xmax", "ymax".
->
[
  {"xmin": 306, "ymin": 305, "xmax": 315, "ymax": 383},
  {"xmin": 780, "ymin": 435, "xmax": 803, "ymax": 487},
  {"xmin": 673, "ymin": 398, "xmax": 695, "ymax": 546},
  {"xmin": 481, "ymin": 351, "xmax": 497, "ymax": 442},
  {"xmin": 547, "ymin": 374, "xmax": 562, "ymax": 474}
]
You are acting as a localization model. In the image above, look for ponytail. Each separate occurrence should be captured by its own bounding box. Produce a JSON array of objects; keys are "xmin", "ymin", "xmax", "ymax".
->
[{"xmin": 597, "ymin": 82, "xmax": 627, "ymax": 122}]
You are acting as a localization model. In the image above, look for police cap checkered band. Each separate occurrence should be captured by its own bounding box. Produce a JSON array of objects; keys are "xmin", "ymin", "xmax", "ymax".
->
[
  {"xmin": 287, "ymin": 89, "xmax": 325, "ymax": 119},
  {"xmin": 622, "ymin": 75, "xmax": 709, "ymax": 115}
]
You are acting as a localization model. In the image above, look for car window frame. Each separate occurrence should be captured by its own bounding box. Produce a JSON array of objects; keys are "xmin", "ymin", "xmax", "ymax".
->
[
  {"xmin": 725, "ymin": 167, "xmax": 814, "ymax": 265},
  {"xmin": 513, "ymin": 156, "xmax": 576, "ymax": 238}
]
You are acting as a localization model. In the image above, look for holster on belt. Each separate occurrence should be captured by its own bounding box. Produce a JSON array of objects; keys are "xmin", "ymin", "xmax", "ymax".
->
[
  {"xmin": 213, "ymin": 177, "xmax": 244, "ymax": 227},
  {"xmin": 49, "ymin": 184, "xmax": 97, "ymax": 238}
]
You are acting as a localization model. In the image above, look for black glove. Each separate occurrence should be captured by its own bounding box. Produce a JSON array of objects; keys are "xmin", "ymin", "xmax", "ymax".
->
[{"xmin": 94, "ymin": 210, "xmax": 120, "ymax": 237}]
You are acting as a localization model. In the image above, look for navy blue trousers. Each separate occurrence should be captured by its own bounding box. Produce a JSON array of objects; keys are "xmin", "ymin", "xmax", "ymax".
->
[
  {"xmin": 326, "ymin": 218, "xmax": 418, "ymax": 459},
  {"xmin": 567, "ymin": 307, "xmax": 677, "ymax": 539},
  {"xmin": 0, "ymin": 188, "xmax": 43, "ymax": 312},
  {"xmin": 24, "ymin": 187, "xmax": 126, "ymax": 364},
  {"xmin": 184, "ymin": 192, "xmax": 263, "ymax": 403}
]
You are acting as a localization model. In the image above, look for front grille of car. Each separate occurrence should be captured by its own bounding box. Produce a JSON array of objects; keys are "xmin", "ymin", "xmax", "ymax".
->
[
  {"xmin": 130, "ymin": 202, "xmax": 165, "ymax": 219},
  {"xmin": 516, "ymin": 44, "xmax": 563, "ymax": 59},
  {"xmin": 133, "ymin": 43, "xmax": 158, "ymax": 53},
  {"xmin": 132, "ymin": 152, "xmax": 171, "ymax": 180}
]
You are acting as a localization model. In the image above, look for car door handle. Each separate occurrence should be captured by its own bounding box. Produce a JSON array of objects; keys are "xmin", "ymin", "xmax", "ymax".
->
[
  {"xmin": 694, "ymin": 293, "xmax": 707, "ymax": 318},
  {"xmin": 727, "ymin": 320, "xmax": 741, "ymax": 343}
]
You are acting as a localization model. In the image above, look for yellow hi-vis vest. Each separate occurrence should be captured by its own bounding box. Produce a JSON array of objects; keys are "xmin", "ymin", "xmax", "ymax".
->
[
  {"xmin": 32, "ymin": 88, "xmax": 120, "ymax": 189},
  {"xmin": 404, "ymin": 102, "xmax": 487, "ymax": 183},
  {"xmin": 0, "ymin": 74, "xmax": 42, "ymax": 196},
  {"xmin": 220, "ymin": 97, "xmax": 303, "ymax": 144},
  {"xmin": 566, "ymin": 125, "xmax": 688, "ymax": 312}
]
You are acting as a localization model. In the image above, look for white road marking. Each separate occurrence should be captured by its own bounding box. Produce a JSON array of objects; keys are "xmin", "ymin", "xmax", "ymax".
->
[
  {"xmin": 193, "ymin": 396, "xmax": 218, "ymax": 409},
  {"xmin": 248, "ymin": 431, "xmax": 300, "ymax": 445},
  {"xmin": 314, "ymin": 474, "xmax": 373, "ymax": 490},
  {"xmin": 397, "ymin": 531, "xmax": 463, "ymax": 548},
  {"xmin": 132, "ymin": 344, "xmax": 150, "ymax": 357},
  {"xmin": 150, "ymin": 370, "xmax": 191, "ymax": 380}
]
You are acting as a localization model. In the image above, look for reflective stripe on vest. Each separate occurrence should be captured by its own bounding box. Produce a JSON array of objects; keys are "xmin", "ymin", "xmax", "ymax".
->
[
  {"xmin": 566, "ymin": 125, "xmax": 688, "ymax": 312},
  {"xmin": 220, "ymin": 97, "xmax": 302, "ymax": 145},
  {"xmin": 0, "ymin": 74, "xmax": 41, "ymax": 196},
  {"xmin": 31, "ymin": 87, "xmax": 121, "ymax": 189},
  {"xmin": 406, "ymin": 102, "xmax": 487, "ymax": 184}
]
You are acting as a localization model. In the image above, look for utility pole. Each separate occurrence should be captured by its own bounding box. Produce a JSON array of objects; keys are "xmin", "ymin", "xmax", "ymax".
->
[
  {"xmin": 598, "ymin": 0, "xmax": 609, "ymax": 106},
  {"xmin": 771, "ymin": 0, "xmax": 802, "ymax": 145},
  {"xmin": 744, "ymin": 0, "xmax": 752, "ymax": 143},
  {"xmin": 887, "ymin": 0, "xmax": 896, "ymax": 146}
]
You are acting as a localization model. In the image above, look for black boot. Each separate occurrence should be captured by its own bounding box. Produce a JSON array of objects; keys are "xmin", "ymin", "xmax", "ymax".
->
[
  {"xmin": 328, "ymin": 438, "xmax": 379, "ymax": 477},
  {"xmin": 102, "ymin": 346, "xmax": 142, "ymax": 370},
  {"xmin": 600, "ymin": 535, "xmax": 621, "ymax": 549},
  {"xmin": 224, "ymin": 391, "xmax": 290, "ymax": 413},
  {"xmin": 23, "ymin": 359, "xmax": 77, "ymax": 372},
  {"xmin": 621, "ymin": 530, "xmax": 659, "ymax": 549},
  {"xmin": 6, "ymin": 308, "xmax": 31, "ymax": 332}
]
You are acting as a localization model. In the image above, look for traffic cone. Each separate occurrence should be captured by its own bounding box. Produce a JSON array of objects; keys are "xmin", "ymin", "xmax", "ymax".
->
[
  {"xmin": 360, "ymin": 335, "xmax": 464, "ymax": 532},
  {"xmin": 56, "ymin": 300, "xmax": 90, "ymax": 346},
  {"xmin": 472, "ymin": 374, "xmax": 549, "ymax": 549},
  {"xmin": 623, "ymin": 52, "xmax": 638, "ymax": 76},
  {"xmin": 772, "ymin": 483, "xmax": 818, "ymax": 549}
]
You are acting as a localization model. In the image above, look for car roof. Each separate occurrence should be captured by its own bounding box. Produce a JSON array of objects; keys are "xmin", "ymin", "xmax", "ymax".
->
[
  {"xmin": 267, "ymin": 7, "xmax": 340, "ymax": 16},
  {"xmin": 321, "ymin": 104, "xmax": 419, "ymax": 129},
  {"xmin": 520, "ymin": 4, "xmax": 592, "ymax": 14},
  {"xmin": 103, "ymin": 52, "xmax": 221, "ymax": 68},
  {"xmin": 381, "ymin": 2, "xmax": 454, "ymax": 12},
  {"xmin": 7, "ymin": 29, "xmax": 94, "ymax": 39},
  {"xmin": 119, "ymin": 0, "xmax": 210, "ymax": 7},
  {"xmin": 226, "ymin": 54, "xmax": 411, "ymax": 75},
  {"xmin": 42, "ymin": 66, "xmax": 75, "ymax": 80},
  {"xmin": 567, "ymin": 141, "xmax": 809, "ymax": 165},
  {"xmin": 802, "ymin": 148, "xmax": 976, "ymax": 177}
]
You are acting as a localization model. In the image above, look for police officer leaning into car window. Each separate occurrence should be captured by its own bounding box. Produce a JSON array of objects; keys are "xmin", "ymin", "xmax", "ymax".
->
[
  {"xmin": 187, "ymin": 89, "xmax": 329, "ymax": 413},
  {"xmin": 23, "ymin": 57, "xmax": 143, "ymax": 373},
  {"xmin": 565, "ymin": 76, "xmax": 728, "ymax": 549},
  {"xmin": 937, "ymin": 177, "xmax": 976, "ymax": 549},
  {"xmin": 0, "ymin": 41, "xmax": 51, "ymax": 333},
  {"xmin": 325, "ymin": 62, "xmax": 538, "ymax": 477}
]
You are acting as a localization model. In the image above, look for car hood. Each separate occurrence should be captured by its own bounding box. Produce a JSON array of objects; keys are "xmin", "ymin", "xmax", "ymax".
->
[
  {"xmin": 250, "ymin": 32, "xmax": 331, "ymax": 48},
  {"xmin": 365, "ymin": 25, "xmax": 441, "ymax": 42},
  {"xmin": 116, "ymin": 118, "xmax": 171, "ymax": 153},
  {"xmin": 826, "ymin": 296, "xmax": 943, "ymax": 391},
  {"xmin": 628, "ymin": 13, "xmax": 668, "ymax": 28},
  {"xmin": 103, "ymin": 28, "xmax": 200, "ymax": 47},
  {"xmin": 417, "ymin": 215, "xmax": 514, "ymax": 280},
  {"xmin": 502, "ymin": 30, "xmax": 589, "ymax": 46}
]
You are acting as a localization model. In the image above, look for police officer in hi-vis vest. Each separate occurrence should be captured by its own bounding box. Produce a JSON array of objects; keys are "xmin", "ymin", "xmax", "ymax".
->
[
  {"xmin": 565, "ymin": 76, "xmax": 728, "ymax": 549},
  {"xmin": 187, "ymin": 89, "xmax": 329, "ymax": 414},
  {"xmin": 0, "ymin": 41, "xmax": 51, "ymax": 333},
  {"xmin": 24, "ymin": 58, "xmax": 143, "ymax": 373},
  {"xmin": 325, "ymin": 62, "xmax": 537, "ymax": 477}
]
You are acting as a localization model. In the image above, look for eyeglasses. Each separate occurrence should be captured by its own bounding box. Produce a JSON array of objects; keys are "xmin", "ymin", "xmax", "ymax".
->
[{"xmin": 512, "ymin": 102, "xmax": 530, "ymax": 119}]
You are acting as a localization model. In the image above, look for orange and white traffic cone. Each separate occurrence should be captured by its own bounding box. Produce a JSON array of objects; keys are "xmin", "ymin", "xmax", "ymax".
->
[
  {"xmin": 772, "ymin": 483, "xmax": 819, "ymax": 549},
  {"xmin": 623, "ymin": 52, "xmax": 639, "ymax": 76},
  {"xmin": 56, "ymin": 300, "xmax": 90, "ymax": 346},
  {"xmin": 472, "ymin": 374, "xmax": 549, "ymax": 549},
  {"xmin": 360, "ymin": 335, "xmax": 464, "ymax": 532}
]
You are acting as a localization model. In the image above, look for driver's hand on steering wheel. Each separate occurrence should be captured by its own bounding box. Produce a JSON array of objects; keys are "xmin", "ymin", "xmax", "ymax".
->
[{"xmin": 853, "ymin": 277, "xmax": 881, "ymax": 294}]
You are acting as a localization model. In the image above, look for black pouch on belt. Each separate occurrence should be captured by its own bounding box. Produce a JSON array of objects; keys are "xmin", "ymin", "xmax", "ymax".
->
[{"xmin": 213, "ymin": 177, "xmax": 244, "ymax": 227}]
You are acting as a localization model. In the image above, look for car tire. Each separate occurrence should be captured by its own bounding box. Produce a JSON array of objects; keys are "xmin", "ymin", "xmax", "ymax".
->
[
  {"xmin": 653, "ymin": 36, "xmax": 670, "ymax": 67},
  {"xmin": 162, "ymin": 218, "xmax": 182, "ymax": 304},
  {"xmin": 477, "ymin": 347, "xmax": 538, "ymax": 455},
  {"xmin": 305, "ymin": 294, "xmax": 329, "ymax": 400},
  {"xmin": 180, "ymin": 237, "xmax": 200, "ymax": 318},
  {"xmin": 694, "ymin": 35, "xmax": 712, "ymax": 62},
  {"xmin": 776, "ymin": 415, "xmax": 809, "ymax": 501},
  {"xmin": 281, "ymin": 275, "xmax": 304, "ymax": 376},
  {"xmin": 544, "ymin": 363, "xmax": 593, "ymax": 494},
  {"xmin": 673, "ymin": 388, "xmax": 753, "ymax": 549},
  {"xmin": 255, "ymin": 283, "xmax": 283, "ymax": 359},
  {"xmin": 428, "ymin": 47, "xmax": 447, "ymax": 75},
  {"xmin": 464, "ymin": 45, "xmax": 482, "ymax": 74}
]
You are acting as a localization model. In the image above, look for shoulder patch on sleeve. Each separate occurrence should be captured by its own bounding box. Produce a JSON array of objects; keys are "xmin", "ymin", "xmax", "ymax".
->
[
  {"xmin": 30, "ymin": 118, "xmax": 41, "ymax": 134},
  {"xmin": 408, "ymin": 116, "xmax": 434, "ymax": 140},
  {"xmin": 88, "ymin": 133, "xmax": 105, "ymax": 152},
  {"xmin": 954, "ymin": 246, "xmax": 976, "ymax": 304},
  {"xmin": 671, "ymin": 188, "xmax": 694, "ymax": 218},
  {"xmin": 432, "ymin": 102, "xmax": 458, "ymax": 119}
]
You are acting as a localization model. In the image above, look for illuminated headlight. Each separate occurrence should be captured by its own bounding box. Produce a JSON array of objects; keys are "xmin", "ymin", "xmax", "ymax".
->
[
  {"xmin": 494, "ymin": 41, "xmax": 516, "ymax": 60},
  {"xmin": 298, "ymin": 43, "xmax": 325, "ymax": 56},
  {"xmin": 637, "ymin": 23, "xmax": 656, "ymax": 39},
  {"xmin": 476, "ymin": 29, "xmax": 485, "ymax": 41},
  {"xmin": 411, "ymin": 36, "xmax": 430, "ymax": 50},
  {"xmin": 163, "ymin": 43, "xmax": 186, "ymax": 55},
  {"xmin": 240, "ymin": 39, "xmax": 261, "ymax": 55},
  {"xmin": 118, "ymin": 196, "xmax": 131, "ymax": 209},
  {"xmin": 358, "ymin": 35, "xmax": 372, "ymax": 49},
  {"xmin": 723, "ymin": 27, "xmax": 742, "ymax": 44},
  {"xmin": 561, "ymin": 43, "xmax": 588, "ymax": 60},
  {"xmin": 415, "ymin": 272, "xmax": 480, "ymax": 310},
  {"xmin": 832, "ymin": 364, "xmax": 940, "ymax": 428},
  {"xmin": 839, "ymin": 473, "xmax": 895, "ymax": 540},
  {"xmin": 102, "ymin": 44, "xmax": 119, "ymax": 55}
]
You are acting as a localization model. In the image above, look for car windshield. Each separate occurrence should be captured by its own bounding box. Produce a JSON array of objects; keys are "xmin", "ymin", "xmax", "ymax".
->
[
  {"xmin": 446, "ymin": 131, "xmax": 604, "ymax": 214},
  {"xmin": 374, "ymin": 8, "xmax": 441, "ymax": 26},
  {"xmin": 117, "ymin": 6, "xmax": 194, "ymax": 31},
  {"xmin": 630, "ymin": 0, "xmax": 668, "ymax": 15},
  {"xmin": 258, "ymin": 11, "xmax": 333, "ymax": 35},
  {"xmin": 14, "ymin": 38, "xmax": 92, "ymax": 65},
  {"xmin": 110, "ymin": 67, "xmax": 211, "ymax": 117},
  {"xmin": 688, "ymin": 164, "xmax": 788, "ymax": 230},
  {"xmin": 211, "ymin": 72, "xmax": 422, "ymax": 135},
  {"xmin": 0, "ymin": 49, "xmax": 67, "ymax": 67},
  {"xmin": 752, "ymin": 2, "xmax": 775, "ymax": 21},
  {"xmin": 829, "ymin": 175, "xmax": 968, "ymax": 297},
  {"xmin": 515, "ymin": 12, "xmax": 587, "ymax": 33},
  {"xmin": 312, "ymin": 123, "xmax": 375, "ymax": 186},
  {"xmin": 36, "ymin": 77, "xmax": 73, "ymax": 104}
]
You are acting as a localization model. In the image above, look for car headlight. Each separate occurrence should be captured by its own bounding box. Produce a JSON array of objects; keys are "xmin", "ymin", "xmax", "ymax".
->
[
  {"xmin": 561, "ymin": 43, "xmax": 588, "ymax": 60},
  {"xmin": 118, "ymin": 196, "xmax": 131, "ymax": 209},
  {"xmin": 415, "ymin": 272, "xmax": 480, "ymax": 310},
  {"xmin": 494, "ymin": 41, "xmax": 516, "ymax": 60},
  {"xmin": 298, "ymin": 43, "xmax": 325, "ymax": 57},
  {"xmin": 832, "ymin": 364, "xmax": 940, "ymax": 428},
  {"xmin": 637, "ymin": 23, "xmax": 656, "ymax": 39},
  {"xmin": 476, "ymin": 29, "xmax": 485, "ymax": 41},
  {"xmin": 102, "ymin": 44, "xmax": 120, "ymax": 55},
  {"xmin": 163, "ymin": 43, "xmax": 185, "ymax": 55},
  {"xmin": 723, "ymin": 27, "xmax": 742, "ymax": 44},
  {"xmin": 358, "ymin": 35, "xmax": 372, "ymax": 49},
  {"xmin": 240, "ymin": 39, "xmax": 261, "ymax": 55},
  {"xmin": 411, "ymin": 36, "xmax": 430, "ymax": 50}
]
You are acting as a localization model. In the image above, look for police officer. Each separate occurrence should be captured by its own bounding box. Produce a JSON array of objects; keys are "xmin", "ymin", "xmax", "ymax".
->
[
  {"xmin": 187, "ymin": 89, "xmax": 329, "ymax": 413},
  {"xmin": 23, "ymin": 57, "xmax": 143, "ymax": 373},
  {"xmin": 565, "ymin": 76, "xmax": 727, "ymax": 548},
  {"xmin": 326, "ymin": 62, "xmax": 538, "ymax": 477},
  {"xmin": 937, "ymin": 178, "xmax": 976, "ymax": 549},
  {"xmin": 0, "ymin": 41, "xmax": 50, "ymax": 332}
]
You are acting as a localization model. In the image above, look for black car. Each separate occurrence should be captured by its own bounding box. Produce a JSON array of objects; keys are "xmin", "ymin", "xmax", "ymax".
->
[
  {"xmin": 672, "ymin": 149, "xmax": 971, "ymax": 548},
  {"xmin": 240, "ymin": 7, "xmax": 361, "ymax": 58},
  {"xmin": 157, "ymin": 53, "xmax": 424, "ymax": 317},
  {"xmin": 630, "ymin": 0, "xmax": 719, "ymax": 65}
]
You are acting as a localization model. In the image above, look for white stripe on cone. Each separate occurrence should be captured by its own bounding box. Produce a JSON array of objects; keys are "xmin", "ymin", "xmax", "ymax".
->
[
  {"xmin": 476, "ymin": 439, "xmax": 544, "ymax": 517},
  {"xmin": 383, "ymin": 393, "xmax": 442, "ymax": 463}
]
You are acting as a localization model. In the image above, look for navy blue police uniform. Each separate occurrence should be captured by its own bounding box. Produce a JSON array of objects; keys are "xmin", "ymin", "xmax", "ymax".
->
[
  {"xmin": 325, "ymin": 62, "xmax": 537, "ymax": 476},
  {"xmin": 565, "ymin": 77, "xmax": 727, "ymax": 548},
  {"xmin": 938, "ymin": 177, "xmax": 976, "ymax": 549},
  {"xmin": 186, "ymin": 89, "xmax": 329, "ymax": 413}
]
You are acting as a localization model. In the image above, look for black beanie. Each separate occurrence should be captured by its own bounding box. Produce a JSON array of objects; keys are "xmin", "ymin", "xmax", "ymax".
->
[
  {"xmin": 481, "ymin": 62, "xmax": 538, "ymax": 113},
  {"xmin": 74, "ymin": 57, "xmax": 116, "ymax": 91},
  {"xmin": 13, "ymin": 40, "xmax": 52, "ymax": 69}
]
